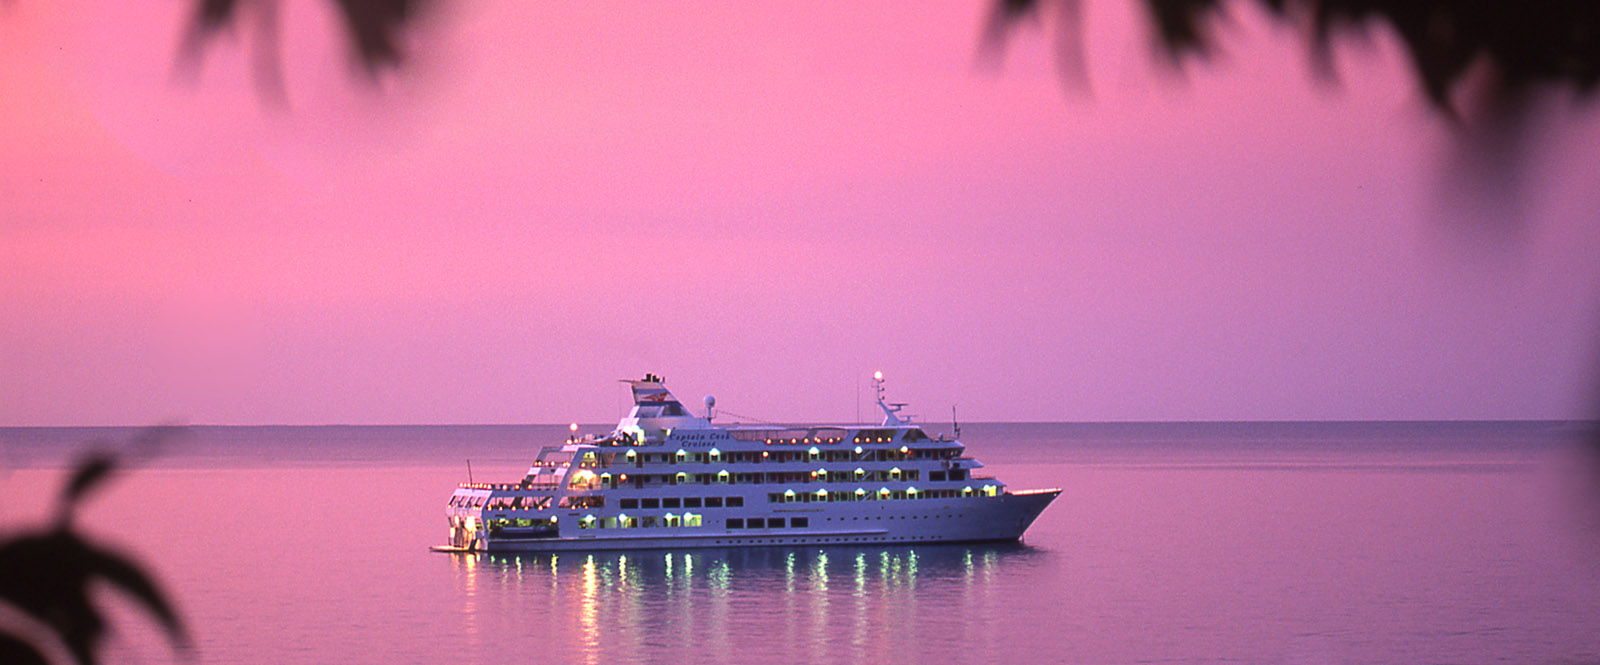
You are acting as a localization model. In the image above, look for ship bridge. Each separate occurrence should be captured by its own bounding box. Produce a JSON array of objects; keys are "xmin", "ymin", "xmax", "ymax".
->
[{"xmin": 615, "ymin": 374, "xmax": 714, "ymax": 444}]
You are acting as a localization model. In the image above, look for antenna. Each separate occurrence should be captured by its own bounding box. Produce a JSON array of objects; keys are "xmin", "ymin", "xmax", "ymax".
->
[
  {"xmin": 952, "ymin": 404, "xmax": 961, "ymax": 439},
  {"xmin": 855, "ymin": 370, "xmax": 861, "ymax": 424},
  {"xmin": 466, "ymin": 459, "xmax": 474, "ymax": 485}
]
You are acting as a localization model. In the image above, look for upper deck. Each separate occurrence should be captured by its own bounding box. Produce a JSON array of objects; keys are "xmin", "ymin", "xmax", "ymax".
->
[{"xmin": 601, "ymin": 372, "xmax": 963, "ymax": 447}]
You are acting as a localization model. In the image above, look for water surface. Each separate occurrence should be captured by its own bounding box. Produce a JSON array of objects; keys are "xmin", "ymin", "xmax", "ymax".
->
[{"xmin": 2, "ymin": 422, "xmax": 1596, "ymax": 664}]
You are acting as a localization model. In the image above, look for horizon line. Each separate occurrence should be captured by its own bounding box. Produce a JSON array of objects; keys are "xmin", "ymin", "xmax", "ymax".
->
[{"xmin": 4, "ymin": 419, "xmax": 1595, "ymax": 429}]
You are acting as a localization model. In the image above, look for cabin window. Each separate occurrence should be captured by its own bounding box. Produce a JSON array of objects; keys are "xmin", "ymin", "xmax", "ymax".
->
[
  {"xmin": 620, "ymin": 498, "xmax": 638, "ymax": 509},
  {"xmin": 642, "ymin": 498, "xmax": 660, "ymax": 509},
  {"xmin": 930, "ymin": 471, "xmax": 946, "ymax": 482},
  {"xmin": 747, "ymin": 518, "xmax": 765, "ymax": 529},
  {"xmin": 726, "ymin": 518, "xmax": 744, "ymax": 529},
  {"xmin": 684, "ymin": 497, "xmax": 702, "ymax": 508},
  {"xmin": 684, "ymin": 513, "xmax": 702, "ymax": 527},
  {"xmin": 791, "ymin": 517, "xmax": 808, "ymax": 528},
  {"xmin": 706, "ymin": 497, "xmax": 724, "ymax": 508},
  {"xmin": 726, "ymin": 496, "xmax": 743, "ymax": 507},
  {"xmin": 663, "ymin": 498, "xmax": 681, "ymax": 509}
]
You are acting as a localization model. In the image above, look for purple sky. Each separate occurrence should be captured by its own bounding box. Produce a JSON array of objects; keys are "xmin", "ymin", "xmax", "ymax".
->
[{"xmin": 5, "ymin": 1, "xmax": 1600, "ymax": 425}]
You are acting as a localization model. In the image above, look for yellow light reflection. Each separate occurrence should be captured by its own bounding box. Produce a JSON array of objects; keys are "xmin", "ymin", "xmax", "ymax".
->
[{"xmin": 578, "ymin": 555, "xmax": 599, "ymax": 665}]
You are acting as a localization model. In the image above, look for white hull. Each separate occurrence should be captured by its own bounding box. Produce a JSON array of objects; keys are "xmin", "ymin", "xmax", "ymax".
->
[{"xmin": 482, "ymin": 490, "xmax": 1058, "ymax": 553}]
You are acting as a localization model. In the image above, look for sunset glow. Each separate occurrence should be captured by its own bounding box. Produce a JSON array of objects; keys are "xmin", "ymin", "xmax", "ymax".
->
[{"xmin": 5, "ymin": 1, "xmax": 1600, "ymax": 425}]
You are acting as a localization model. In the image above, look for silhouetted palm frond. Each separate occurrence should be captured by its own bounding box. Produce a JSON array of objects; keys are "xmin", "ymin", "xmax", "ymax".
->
[
  {"xmin": 181, "ymin": 0, "xmax": 430, "ymax": 86},
  {"xmin": 58, "ymin": 453, "xmax": 116, "ymax": 520},
  {"xmin": 0, "ymin": 427, "xmax": 190, "ymax": 665},
  {"xmin": 0, "ymin": 531, "xmax": 189, "ymax": 665},
  {"xmin": 991, "ymin": 0, "xmax": 1600, "ymax": 118}
]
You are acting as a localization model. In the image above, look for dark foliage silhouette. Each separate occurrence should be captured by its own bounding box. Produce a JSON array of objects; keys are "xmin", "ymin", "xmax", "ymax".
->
[
  {"xmin": 0, "ymin": 428, "xmax": 190, "ymax": 665},
  {"xmin": 185, "ymin": 0, "xmax": 426, "ymax": 72},
  {"xmin": 179, "ymin": 0, "xmax": 1600, "ymax": 121},
  {"xmin": 176, "ymin": 0, "xmax": 430, "ymax": 101},
  {"xmin": 986, "ymin": 1, "xmax": 1600, "ymax": 119}
]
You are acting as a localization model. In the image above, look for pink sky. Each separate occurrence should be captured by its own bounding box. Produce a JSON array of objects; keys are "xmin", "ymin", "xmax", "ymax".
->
[{"xmin": 4, "ymin": 1, "xmax": 1600, "ymax": 425}]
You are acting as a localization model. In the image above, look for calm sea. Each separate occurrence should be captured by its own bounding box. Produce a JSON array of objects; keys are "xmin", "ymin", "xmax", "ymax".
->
[{"xmin": 3, "ymin": 422, "xmax": 1598, "ymax": 664}]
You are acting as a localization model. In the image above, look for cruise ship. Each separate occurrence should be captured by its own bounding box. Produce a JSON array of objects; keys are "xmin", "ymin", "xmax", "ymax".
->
[{"xmin": 437, "ymin": 374, "xmax": 1059, "ymax": 552}]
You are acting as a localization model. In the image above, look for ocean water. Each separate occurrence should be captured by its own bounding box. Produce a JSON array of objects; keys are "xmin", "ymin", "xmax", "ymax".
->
[{"xmin": 2, "ymin": 422, "xmax": 1598, "ymax": 664}]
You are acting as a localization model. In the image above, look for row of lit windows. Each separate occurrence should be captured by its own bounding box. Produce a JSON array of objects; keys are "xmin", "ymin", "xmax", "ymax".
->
[
  {"xmin": 485, "ymin": 518, "xmax": 556, "ymax": 530},
  {"xmin": 614, "ymin": 446, "xmax": 955, "ymax": 466},
  {"xmin": 571, "ymin": 514, "xmax": 813, "ymax": 530},
  {"xmin": 452, "ymin": 494, "xmax": 558, "ymax": 510},
  {"xmin": 767, "ymin": 485, "xmax": 1001, "ymax": 503},
  {"xmin": 571, "ymin": 467, "xmax": 950, "ymax": 489},
  {"xmin": 577, "ymin": 513, "xmax": 705, "ymax": 529}
]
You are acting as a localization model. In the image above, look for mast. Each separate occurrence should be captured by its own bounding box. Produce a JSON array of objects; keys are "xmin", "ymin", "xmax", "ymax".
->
[{"xmin": 872, "ymin": 371, "xmax": 908, "ymax": 426}]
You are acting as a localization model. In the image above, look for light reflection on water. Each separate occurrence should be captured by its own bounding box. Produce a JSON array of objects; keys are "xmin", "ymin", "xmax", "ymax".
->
[{"xmin": 448, "ymin": 544, "xmax": 1033, "ymax": 665}]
